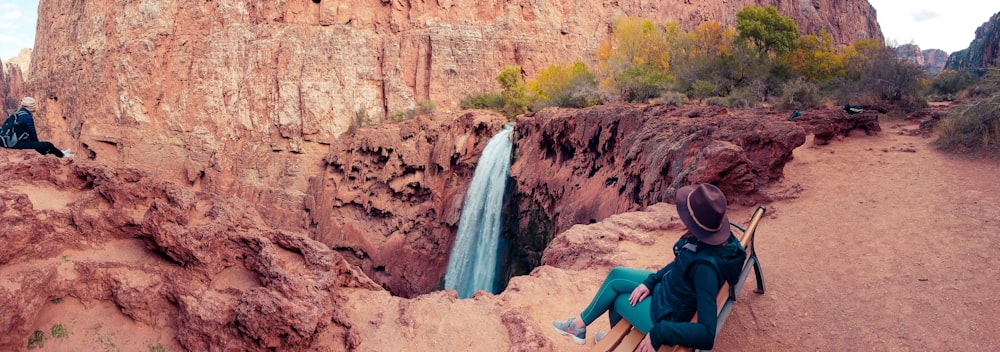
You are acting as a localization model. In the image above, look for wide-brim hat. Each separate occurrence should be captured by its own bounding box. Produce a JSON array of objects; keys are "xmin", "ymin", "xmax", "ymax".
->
[{"xmin": 676, "ymin": 183, "xmax": 730, "ymax": 245}]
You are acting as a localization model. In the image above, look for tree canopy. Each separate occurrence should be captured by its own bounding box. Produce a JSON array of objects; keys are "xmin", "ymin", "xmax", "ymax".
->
[{"xmin": 736, "ymin": 5, "xmax": 799, "ymax": 56}]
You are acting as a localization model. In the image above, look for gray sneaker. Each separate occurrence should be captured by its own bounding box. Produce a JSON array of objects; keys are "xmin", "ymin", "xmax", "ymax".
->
[
  {"xmin": 552, "ymin": 317, "xmax": 586, "ymax": 344},
  {"xmin": 595, "ymin": 331, "xmax": 607, "ymax": 343}
]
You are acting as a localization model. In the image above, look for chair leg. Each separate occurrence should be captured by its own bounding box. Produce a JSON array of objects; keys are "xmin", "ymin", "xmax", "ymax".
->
[{"xmin": 751, "ymin": 256, "xmax": 765, "ymax": 294}]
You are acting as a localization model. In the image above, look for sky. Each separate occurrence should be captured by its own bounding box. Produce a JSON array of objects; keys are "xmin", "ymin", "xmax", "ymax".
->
[
  {"xmin": 0, "ymin": 1, "xmax": 997, "ymax": 61},
  {"xmin": 868, "ymin": 0, "xmax": 998, "ymax": 54},
  {"xmin": 0, "ymin": 0, "xmax": 37, "ymax": 61}
]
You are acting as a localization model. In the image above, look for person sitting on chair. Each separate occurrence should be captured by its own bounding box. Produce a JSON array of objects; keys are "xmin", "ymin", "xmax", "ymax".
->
[{"xmin": 553, "ymin": 183, "xmax": 747, "ymax": 351}]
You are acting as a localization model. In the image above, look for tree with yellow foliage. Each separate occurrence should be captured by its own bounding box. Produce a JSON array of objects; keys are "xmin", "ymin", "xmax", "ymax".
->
[
  {"xmin": 787, "ymin": 31, "xmax": 843, "ymax": 82},
  {"xmin": 528, "ymin": 61, "xmax": 601, "ymax": 109},
  {"xmin": 595, "ymin": 17, "xmax": 671, "ymax": 102}
]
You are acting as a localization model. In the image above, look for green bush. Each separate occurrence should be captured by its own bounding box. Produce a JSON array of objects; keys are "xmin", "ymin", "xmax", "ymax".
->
[
  {"xmin": 729, "ymin": 86, "xmax": 760, "ymax": 107},
  {"xmin": 27, "ymin": 330, "xmax": 45, "ymax": 349},
  {"xmin": 529, "ymin": 61, "xmax": 602, "ymax": 110},
  {"xmin": 51, "ymin": 324, "xmax": 68, "ymax": 339},
  {"xmin": 387, "ymin": 101, "xmax": 434, "ymax": 122},
  {"xmin": 934, "ymin": 101, "xmax": 1000, "ymax": 152},
  {"xmin": 934, "ymin": 70, "xmax": 1000, "ymax": 153},
  {"xmin": 726, "ymin": 95, "xmax": 750, "ymax": 108},
  {"xmin": 614, "ymin": 65, "xmax": 670, "ymax": 102},
  {"xmin": 705, "ymin": 96, "xmax": 729, "ymax": 107},
  {"xmin": 460, "ymin": 93, "xmax": 505, "ymax": 110},
  {"xmin": 655, "ymin": 92, "xmax": 688, "ymax": 106},
  {"xmin": 779, "ymin": 78, "xmax": 822, "ymax": 109},
  {"xmin": 930, "ymin": 69, "xmax": 975, "ymax": 97},
  {"xmin": 690, "ymin": 80, "xmax": 718, "ymax": 101},
  {"xmin": 459, "ymin": 66, "xmax": 528, "ymax": 118}
]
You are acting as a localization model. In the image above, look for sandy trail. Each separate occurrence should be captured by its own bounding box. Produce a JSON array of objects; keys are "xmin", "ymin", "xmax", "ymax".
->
[{"xmin": 715, "ymin": 119, "xmax": 1000, "ymax": 350}]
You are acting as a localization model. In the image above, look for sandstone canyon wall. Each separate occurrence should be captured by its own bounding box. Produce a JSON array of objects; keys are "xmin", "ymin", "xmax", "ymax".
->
[
  {"xmin": 1, "ymin": 61, "xmax": 25, "ymax": 112},
  {"xmin": 946, "ymin": 11, "xmax": 1000, "ymax": 74},
  {"xmin": 922, "ymin": 48, "xmax": 948, "ymax": 75},
  {"xmin": 4, "ymin": 48, "xmax": 32, "ymax": 78},
  {"xmin": 26, "ymin": 0, "xmax": 883, "ymax": 233}
]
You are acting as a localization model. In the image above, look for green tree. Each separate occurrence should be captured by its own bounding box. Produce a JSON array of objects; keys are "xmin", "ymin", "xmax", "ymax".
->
[
  {"xmin": 498, "ymin": 65, "xmax": 528, "ymax": 117},
  {"xmin": 838, "ymin": 39, "xmax": 927, "ymax": 109},
  {"xmin": 736, "ymin": 5, "xmax": 799, "ymax": 56}
]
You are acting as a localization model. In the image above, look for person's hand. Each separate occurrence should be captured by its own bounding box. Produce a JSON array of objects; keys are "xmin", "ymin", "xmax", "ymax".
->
[
  {"xmin": 637, "ymin": 333, "xmax": 655, "ymax": 352},
  {"xmin": 629, "ymin": 284, "xmax": 650, "ymax": 306}
]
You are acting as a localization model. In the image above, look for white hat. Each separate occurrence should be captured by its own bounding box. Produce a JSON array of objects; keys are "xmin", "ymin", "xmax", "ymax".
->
[{"xmin": 21, "ymin": 97, "xmax": 36, "ymax": 110}]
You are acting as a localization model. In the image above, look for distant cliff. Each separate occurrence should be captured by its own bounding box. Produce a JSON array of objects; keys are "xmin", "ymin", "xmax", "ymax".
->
[
  {"xmin": 26, "ymin": 0, "xmax": 884, "ymax": 231},
  {"xmin": 923, "ymin": 49, "xmax": 949, "ymax": 75},
  {"xmin": 893, "ymin": 44, "xmax": 949, "ymax": 75},
  {"xmin": 946, "ymin": 11, "xmax": 1000, "ymax": 74},
  {"xmin": 3, "ymin": 48, "xmax": 31, "ymax": 78},
  {"xmin": 895, "ymin": 44, "xmax": 925, "ymax": 66},
  {"xmin": 0, "ymin": 61, "xmax": 24, "ymax": 112}
]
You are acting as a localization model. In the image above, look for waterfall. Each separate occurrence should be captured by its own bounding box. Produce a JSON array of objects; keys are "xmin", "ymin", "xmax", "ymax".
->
[{"xmin": 444, "ymin": 124, "xmax": 514, "ymax": 299}]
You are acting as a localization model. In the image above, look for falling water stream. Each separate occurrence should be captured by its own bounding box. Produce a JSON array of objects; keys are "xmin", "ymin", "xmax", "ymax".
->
[{"xmin": 444, "ymin": 124, "xmax": 514, "ymax": 298}]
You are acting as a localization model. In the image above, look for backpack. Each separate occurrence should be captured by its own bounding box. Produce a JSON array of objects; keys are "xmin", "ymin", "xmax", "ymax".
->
[{"xmin": 0, "ymin": 110, "xmax": 29, "ymax": 148}]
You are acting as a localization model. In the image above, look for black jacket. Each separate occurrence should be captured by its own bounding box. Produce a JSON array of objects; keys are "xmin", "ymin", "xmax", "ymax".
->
[
  {"xmin": 12, "ymin": 108, "xmax": 39, "ymax": 143},
  {"xmin": 642, "ymin": 234, "xmax": 747, "ymax": 349}
]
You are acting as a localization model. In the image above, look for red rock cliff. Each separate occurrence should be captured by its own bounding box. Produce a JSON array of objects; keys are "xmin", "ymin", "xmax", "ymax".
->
[
  {"xmin": 25, "ymin": 0, "xmax": 883, "ymax": 231},
  {"xmin": 1, "ymin": 60, "xmax": 24, "ymax": 112},
  {"xmin": 946, "ymin": 11, "xmax": 1000, "ymax": 74}
]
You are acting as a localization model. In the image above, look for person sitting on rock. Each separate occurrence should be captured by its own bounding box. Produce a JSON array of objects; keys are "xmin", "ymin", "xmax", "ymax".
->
[
  {"xmin": 552, "ymin": 183, "xmax": 746, "ymax": 351},
  {"xmin": 1, "ymin": 97, "xmax": 72, "ymax": 158}
]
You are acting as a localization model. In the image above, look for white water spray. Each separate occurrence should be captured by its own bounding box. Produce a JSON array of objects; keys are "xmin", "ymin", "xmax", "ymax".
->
[{"xmin": 444, "ymin": 124, "xmax": 514, "ymax": 298}]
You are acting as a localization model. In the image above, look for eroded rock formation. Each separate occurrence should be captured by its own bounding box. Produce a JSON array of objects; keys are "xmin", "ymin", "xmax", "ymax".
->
[
  {"xmin": 789, "ymin": 107, "xmax": 882, "ymax": 145},
  {"xmin": 305, "ymin": 111, "xmax": 508, "ymax": 297},
  {"xmin": 26, "ymin": 0, "xmax": 883, "ymax": 233},
  {"xmin": 507, "ymin": 104, "xmax": 807, "ymax": 251},
  {"xmin": 0, "ymin": 152, "xmax": 380, "ymax": 351}
]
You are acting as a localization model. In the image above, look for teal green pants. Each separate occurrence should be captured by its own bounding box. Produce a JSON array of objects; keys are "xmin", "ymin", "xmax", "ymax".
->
[{"xmin": 579, "ymin": 267, "xmax": 655, "ymax": 333}]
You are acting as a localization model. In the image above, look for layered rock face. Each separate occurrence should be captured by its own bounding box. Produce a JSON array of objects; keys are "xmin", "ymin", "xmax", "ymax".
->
[
  {"xmin": 27, "ymin": 0, "xmax": 883, "ymax": 232},
  {"xmin": 507, "ymin": 105, "xmax": 806, "ymax": 248},
  {"xmin": 305, "ymin": 111, "xmax": 509, "ymax": 297},
  {"xmin": 946, "ymin": 11, "xmax": 1000, "ymax": 74}
]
